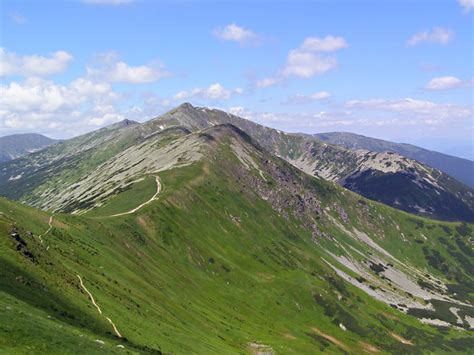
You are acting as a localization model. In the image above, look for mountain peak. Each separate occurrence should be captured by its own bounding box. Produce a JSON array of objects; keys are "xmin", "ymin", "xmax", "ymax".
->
[
  {"xmin": 149, "ymin": 102, "xmax": 215, "ymax": 131},
  {"xmin": 104, "ymin": 119, "xmax": 139, "ymax": 130},
  {"xmin": 177, "ymin": 102, "xmax": 195, "ymax": 110}
]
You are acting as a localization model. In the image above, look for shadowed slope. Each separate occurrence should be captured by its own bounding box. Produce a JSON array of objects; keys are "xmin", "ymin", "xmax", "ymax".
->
[{"xmin": 1, "ymin": 124, "xmax": 472, "ymax": 353}]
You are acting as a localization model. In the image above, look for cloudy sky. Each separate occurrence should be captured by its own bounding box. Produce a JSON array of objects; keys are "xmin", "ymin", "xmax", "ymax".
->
[{"xmin": 1, "ymin": 0, "xmax": 473, "ymax": 159}]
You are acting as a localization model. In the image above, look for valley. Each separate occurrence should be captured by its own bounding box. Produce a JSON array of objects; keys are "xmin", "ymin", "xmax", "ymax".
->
[{"xmin": 1, "ymin": 119, "xmax": 473, "ymax": 353}]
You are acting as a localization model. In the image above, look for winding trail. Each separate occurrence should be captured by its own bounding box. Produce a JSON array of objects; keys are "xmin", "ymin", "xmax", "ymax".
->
[
  {"xmin": 311, "ymin": 327, "xmax": 349, "ymax": 352},
  {"xmin": 109, "ymin": 176, "xmax": 161, "ymax": 217},
  {"xmin": 77, "ymin": 275, "xmax": 122, "ymax": 338},
  {"xmin": 390, "ymin": 332, "xmax": 413, "ymax": 345},
  {"xmin": 41, "ymin": 177, "xmax": 161, "ymax": 338},
  {"xmin": 38, "ymin": 215, "xmax": 54, "ymax": 243}
]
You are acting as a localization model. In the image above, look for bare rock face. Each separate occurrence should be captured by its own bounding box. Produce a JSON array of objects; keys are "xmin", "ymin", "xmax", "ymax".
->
[
  {"xmin": 314, "ymin": 131, "xmax": 474, "ymax": 189},
  {"xmin": 0, "ymin": 103, "xmax": 472, "ymax": 222},
  {"xmin": 147, "ymin": 104, "xmax": 474, "ymax": 221},
  {"xmin": 10, "ymin": 228, "xmax": 37, "ymax": 263}
]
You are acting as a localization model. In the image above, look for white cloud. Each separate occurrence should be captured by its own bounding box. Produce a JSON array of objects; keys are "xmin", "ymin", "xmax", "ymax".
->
[
  {"xmin": 407, "ymin": 27, "xmax": 454, "ymax": 46},
  {"xmin": 256, "ymin": 35, "xmax": 346, "ymax": 87},
  {"xmin": 86, "ymin": 53, "xmax": 170, "ymax": 84},
  {"xmin": 0, "ymin": 48, "xmax": 73, "ymax": 77},
  {"xmin": 0, "ymin": 77, "xmax": 125, "ymax": 137},
  {"xmin": 346, "ymin": 98, "xmax": 435, "ymax": 111},
  {"xmin": 69, "ymin": 77, "xmax": 113, "ymax": 96},
  {"xmin": 300, "ymin": 36, "xmax": 348, "ymax": 52},
  {"xmin": 82, "ymin": 0, "xmax": 133, "ymax": 4},
  {"xmin": 1, "ymin": 78, "xmax": 77, "ymax": 113},
  {"xmin": 425, "ymin": 76, "xmax": 463, "ymax": 90},
  {"xmin": 102, "ymin": 62, "xmax": 168, "ymax": 83},
  {"xmin": 214, "ymin": 24, "xmax": 258, "ymax": 44},
  {"xmin": 284, "ymin": 91, "xmax": 331, "ymax": 104},
  {"xmin": 0, "ymin": 77, "xmax": 116, "ymax": 113},
  {"xmin": 222, "ymin": 98, "xmax": 473, "ymax": 138},
  {"xmin": 458, "ymin": 0, "xmax": 474, "ymax": 12},
  {"xmin": 173, "ymin": 83, "xmax": 243, "ymax": 101},
  {"xmin": 228, "ymin": 106, "xmax": 246, "ymax": 116},
  {"xmin": 282, "ymin": 51, "xmax": 337, "ymax": 79},
  {"xmin": 256, "ymin": 77, "xmax": 281, "ymax": 88},
  {"xmin": 87, "ymin": 105, "xmax": 125, "ymax": 126},
  {"xmin": 9, "ymin": 12, "xmax": 26, "ymax": 24},
  {"xmin": 345, "ymin": 98, "xmax": 472, "ymax": 120}
]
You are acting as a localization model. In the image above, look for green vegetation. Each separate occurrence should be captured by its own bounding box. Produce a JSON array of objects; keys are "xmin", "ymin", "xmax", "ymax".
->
[
  {"xmin": 86, "ymin": 175, "xmax": 157, "ymax": 217},
  {"xmin": 1, "ymin": 129, "xmax": 473, "ymax": 353},
  {"xmin": 0, "ymin": 108, "xmax": 472, "ymax": 353},
  {"xmin": 1, "ymin": 104, "xmax": 473, "ymax": 223}
]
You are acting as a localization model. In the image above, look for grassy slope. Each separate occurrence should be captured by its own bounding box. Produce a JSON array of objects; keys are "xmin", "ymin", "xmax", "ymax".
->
[
  {"xmin": 2, "ymin": 105, "xmax": 473, "ymax": 224},
  {"xmin": 0, "ymin": 125, "xmax": 189, "ymax": 214},
  {"xmin": 85, "ymin": 175, "xmax": 157, "ymax": 217},
  {"xmin": 1, "ymin": 133, "xmax": 473, "ymax": 354},
  {"xmin": 0, "ymin": 125, "xmax": 142, "ymax": 204}
]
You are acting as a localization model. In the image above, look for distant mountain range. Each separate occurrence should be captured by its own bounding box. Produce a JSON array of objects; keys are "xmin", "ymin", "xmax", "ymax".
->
[
  {"xmin": 0, "ymin": 106, "xmax": 472, "ymax": 352},
  {"xmin": 0, "ymin": 133, "xmax": 58, "ymax": 164},
  {"xmin": 314, "ymin": 132, "xmax": 474, "ymax": 189},
  {"xmin": 0, "ymin": 103, "xmax": 472, "ymax": 222},
  {"xmin": 0, "ymin": 103, "xmax": 473, "ymax": 352}
]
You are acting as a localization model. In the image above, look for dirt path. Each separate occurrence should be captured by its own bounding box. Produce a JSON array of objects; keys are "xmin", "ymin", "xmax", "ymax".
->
[
  {"xmin": 311, "ymin": 327, "xmax": 349, "ymax": 352},
  {"xmin": 38, "ymin": 215, "xmax": 54, "ymax": 243},
  {"xmin": 109, "ymin": 176, "xmax": 161, "ymax": 217},
  {"xmin": 77, "ymin": 275, "xmax": 122, "ymax": 338},
  {"xmin": 389, "ymin": 332, "xmax": 413, "ymax": 345}
]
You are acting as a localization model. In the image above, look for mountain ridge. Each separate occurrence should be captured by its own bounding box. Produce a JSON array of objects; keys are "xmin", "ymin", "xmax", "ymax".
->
[
  {"xmin": 0, "ymin": 133, "xmax": 58, "ymax": 164},
  {"xmin": 0, "ymin": 103, "xmax": 473, "ymax": 222},
  {"xmin": 313, "ymin": 131, "xmax": 474, "ymax": 188},
  {"xmin": 146, "ymin": 103, "xmax": 474, "ymax": 222},
  {"xmin": 1, "ymin": 120, "xmax": 473, "ymax": 352}
]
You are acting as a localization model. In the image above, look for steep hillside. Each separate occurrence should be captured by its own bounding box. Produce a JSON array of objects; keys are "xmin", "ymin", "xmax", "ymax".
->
[
  {"xmin": 1, "ymin": 124, "xmax": 473, "ymax": 353},
  {"xmin": 0, "ymin": 119, "xmax": 145, "ymax": 203},
  {"xmin": 0, "ymin": 104, "xmax": 473, "ymax": 223},
  {"xmin": 146, "ymin": 104, "xmax": 474, "ymax": 222},
  {"xmin": 314, "ymin": 132, "xmax": 474, "ymax": 189},
  {"xmin": 0, "ymin": 133, "xmax": 58, "ymax": 163}
]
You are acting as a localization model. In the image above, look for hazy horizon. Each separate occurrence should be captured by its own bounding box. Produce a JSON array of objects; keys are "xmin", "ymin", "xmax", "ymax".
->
[{"xmin": 1, "ymin": 0, "xmax": 473, "ymax": 158}]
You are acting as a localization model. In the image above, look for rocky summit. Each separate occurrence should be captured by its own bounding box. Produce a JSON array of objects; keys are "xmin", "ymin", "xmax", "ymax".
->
[
  {"xmin": 2, "ymin": 104, "xmax": 472, "ymax": 222},
  {"xmin": 0, "ymin": 104, "xmax": 473, "ymax": 353}
]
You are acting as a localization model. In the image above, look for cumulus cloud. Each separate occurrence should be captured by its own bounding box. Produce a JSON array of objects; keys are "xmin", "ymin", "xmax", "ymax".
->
[
  {"xmin": 225, "ymin": 107, "xmax": 355, "ymax": 131},
  {"xmin": 407, "ymin": 27, "xmax": 454, "ymax": 46},
  {"xmin": 87, "ymin": 104, "xmax": 125, "ymax": 126},
  {"xmin": 173, "ymin": 83, "xmax": 243, "ymax": 101},
  {"xmin": 256, "ymin": 35, "xmax": 346, "ymax": 87},
  {"xmin": 228, "ymin": 106, "xmax": 247, "ymax": 116},
  {"xmin": 256, "ymin": 77, "xmax": 280, "ymax": 88},
  {"xmin": 224, "ymin": 97, "xmax": 473, "ymax": 138},
  {"xmin": 213, "ymin": 24, "xmax": 259, "ymax": 44},
  {"xmin": 284, "ymin": 91, "xmax": 331, "ymax": 104},
  {"xmin": 0, "ymin": 77, "xmax": 116, "ymax": 113},
  {"xmin": 300, "ymin": 36, "xmax": 348, "ymax": 52},
  {"xmin": 345, "ymin": 98, "xmax": 472, "ymax": 121},
  {"xmin": 86, "ymin": 52, "xmax": 170, "ymax": 84},
  {"xmin": 0, "ymin": 48, "xmax": 73, "ymax": 77},
  {"xmin": 282, "ymin": 51, "xmax": 337, "ymax": 79},
  {"xmin": 458, "ymin": 0, "xmax": 474, "ymax": 12},
  {"xmin": 425, "ymin": 76, "xmax": 464, "ymax": 90},
  {"xmin": 0, "ymin": 77, "xmax": 125, "ymax": 137}
]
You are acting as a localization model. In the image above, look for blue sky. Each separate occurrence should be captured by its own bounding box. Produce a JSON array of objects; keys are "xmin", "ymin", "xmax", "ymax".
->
[{"xmin": 1, "ymin": 0, "xmax": 473, "ymax": 159}]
